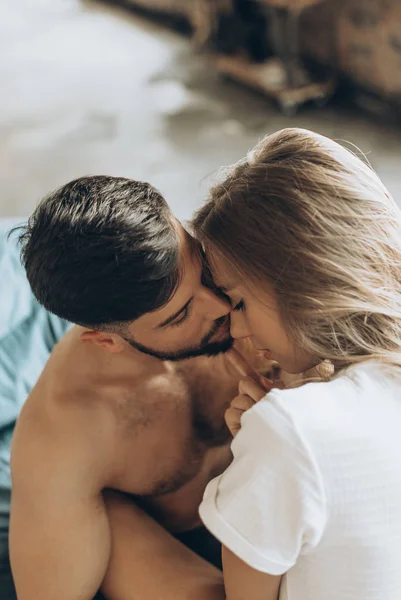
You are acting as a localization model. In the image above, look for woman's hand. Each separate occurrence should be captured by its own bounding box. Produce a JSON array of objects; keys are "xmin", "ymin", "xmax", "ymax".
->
[{"xmin": 226, "ymin": 349, "xmax": 284, "ymax": 437}]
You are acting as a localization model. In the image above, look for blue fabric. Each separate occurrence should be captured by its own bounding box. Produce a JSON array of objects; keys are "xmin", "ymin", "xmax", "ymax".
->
[{"xmin": 0, "ymin": 220, "xmax": 71, "ymax": 562}]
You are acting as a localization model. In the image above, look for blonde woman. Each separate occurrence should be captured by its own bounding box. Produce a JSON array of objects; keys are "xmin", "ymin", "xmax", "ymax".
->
[
  {"xmin": 100, "ymin": 128, "xmax": 401, "ymax": 600},
  {"xmin": 190, "ymin": 128, "xmax": 401, "ymax": 600}
]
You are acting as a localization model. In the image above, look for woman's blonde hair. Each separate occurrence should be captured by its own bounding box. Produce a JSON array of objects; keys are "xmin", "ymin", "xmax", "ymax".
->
[{"xmin": 192, "ymin": 128, "xmax": 401, "ymax": 373}]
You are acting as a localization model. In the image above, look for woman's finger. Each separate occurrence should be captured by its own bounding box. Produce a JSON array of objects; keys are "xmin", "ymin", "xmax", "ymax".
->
[
  {"xmin": 225, "ymin": 394, "xmax": 255, "ymax": 436},
  {"xmin": 230, "ymin": 393, "xmax": 255, "ymax": 411},
  {"xmin": 225, "ymin": 406, "xmax": 243, "ymax": 436}
]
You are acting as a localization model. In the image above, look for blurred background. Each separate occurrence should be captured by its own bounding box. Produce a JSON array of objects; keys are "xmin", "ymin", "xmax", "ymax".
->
[{"xmin": 1, "ymin": 0, "xmax": 401, "ymax": 221}]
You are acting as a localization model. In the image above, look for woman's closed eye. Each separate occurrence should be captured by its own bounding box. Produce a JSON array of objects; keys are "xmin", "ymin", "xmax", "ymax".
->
[{"xmin": 232, "ymin": 299, "xmax": 245, "ymax": 312}]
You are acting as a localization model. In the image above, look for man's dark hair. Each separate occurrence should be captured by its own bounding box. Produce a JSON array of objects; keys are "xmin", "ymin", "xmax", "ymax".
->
[{"xmin": 15, "ymin": 176, "xmax": 180, "ymax": 328}]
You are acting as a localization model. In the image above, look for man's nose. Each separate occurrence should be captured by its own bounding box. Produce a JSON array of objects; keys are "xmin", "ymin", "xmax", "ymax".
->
[
  {"xmin": 200, "ymin": 287, "xmax": 231, "ymax": 320},
  {"xmin": 230, "ymin": 310, "xmax": 251, "ymax": 340}
]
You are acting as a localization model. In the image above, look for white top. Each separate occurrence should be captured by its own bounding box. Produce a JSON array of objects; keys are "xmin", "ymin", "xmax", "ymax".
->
[{"xmin": 199, "ymin": 362, "xmax": 401, "ymax": 600}]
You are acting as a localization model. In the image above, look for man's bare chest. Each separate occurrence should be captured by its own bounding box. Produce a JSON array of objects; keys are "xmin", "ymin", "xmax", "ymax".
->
[{"xmin": 106, "ymin": 362, "xmax": 235, "ymax": 529}]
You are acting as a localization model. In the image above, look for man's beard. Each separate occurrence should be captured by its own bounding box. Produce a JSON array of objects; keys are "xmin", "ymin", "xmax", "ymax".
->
[{"xmin": 124, "ymin": 316, "xmax": 234, "ymax": 361}]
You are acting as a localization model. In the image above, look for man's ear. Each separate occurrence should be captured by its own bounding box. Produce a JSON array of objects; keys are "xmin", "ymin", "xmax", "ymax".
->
[{"xmin": 80, "ymin": 330, "xmax": 125, "ymax": 353}]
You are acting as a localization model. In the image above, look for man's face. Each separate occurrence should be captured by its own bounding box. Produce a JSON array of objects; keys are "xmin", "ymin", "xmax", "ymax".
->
[{"xmin": 124, "ymin": 226, "xmax": 233, "ymax": 361}]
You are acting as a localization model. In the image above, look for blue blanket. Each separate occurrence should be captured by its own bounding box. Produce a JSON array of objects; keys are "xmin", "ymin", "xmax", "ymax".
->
[{"xmin": 0, "ymin": 220, "xmax": 71, "ymax": 560}]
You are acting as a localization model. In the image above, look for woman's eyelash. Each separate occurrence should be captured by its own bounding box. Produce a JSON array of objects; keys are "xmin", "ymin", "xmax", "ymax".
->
[
  {"xmin": 170, "ymin": 306, "xmax": 191, "ymax": 328},
  {"xmin": 232, "ymin": 300, "xmax": 245, "ymax": 312}
]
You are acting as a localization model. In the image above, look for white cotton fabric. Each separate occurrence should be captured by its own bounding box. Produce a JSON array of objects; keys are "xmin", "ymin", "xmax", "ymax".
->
[{"xmin": 199, "ymin": 362, "xmax": 401, "ymax": 600}]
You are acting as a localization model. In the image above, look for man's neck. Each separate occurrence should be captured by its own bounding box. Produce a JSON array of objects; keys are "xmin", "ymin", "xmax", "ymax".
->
[
  {"xmin": 73, "ymin": 325, "xmax": 172, "ymax": 380},
  {"xmin": 122, "ymin": 343, "xmax": 174, "ymax": 378}
]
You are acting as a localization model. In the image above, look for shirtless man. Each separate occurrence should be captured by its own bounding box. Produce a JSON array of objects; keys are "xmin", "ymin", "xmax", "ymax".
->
[{"xmin": 9, "ymin": 176, "xmax": 274, "ymax": 600}]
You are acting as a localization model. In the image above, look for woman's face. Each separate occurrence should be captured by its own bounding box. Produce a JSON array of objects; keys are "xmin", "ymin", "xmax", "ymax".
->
[{"xmin": 209, "ymin": 252, "xmax": 318, "ymax": 374}]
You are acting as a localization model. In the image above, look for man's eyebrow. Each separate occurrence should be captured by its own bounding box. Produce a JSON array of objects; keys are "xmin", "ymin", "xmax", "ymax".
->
[{"xmin": 155, "ymin": 297, "xmax": 194, "ymax": 329}]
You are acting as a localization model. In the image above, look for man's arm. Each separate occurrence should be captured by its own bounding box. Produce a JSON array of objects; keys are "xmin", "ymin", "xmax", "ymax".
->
[
  {"xmin": 10, "ymin": 404, "xmax": 113, "ymax": 600},
  {"xmin": 102, "ymin": 493, "xmax": 280, "ymax": 600},
  {"xmin": 102, "ymin": 492, "xmax": 225, "ymax": 600}
]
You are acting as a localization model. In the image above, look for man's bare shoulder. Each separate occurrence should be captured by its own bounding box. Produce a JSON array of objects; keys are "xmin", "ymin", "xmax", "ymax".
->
[
  {"xmin": 11, "ymin": 327, "xmax": 187, "ymax": 489},
  {"xmin": 12, "ymin": 381, "xmax": 116, "ymax": 491},
  {"xmin": 11, "ymin": 327, "xmax": 122, "ymax": 490}
]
